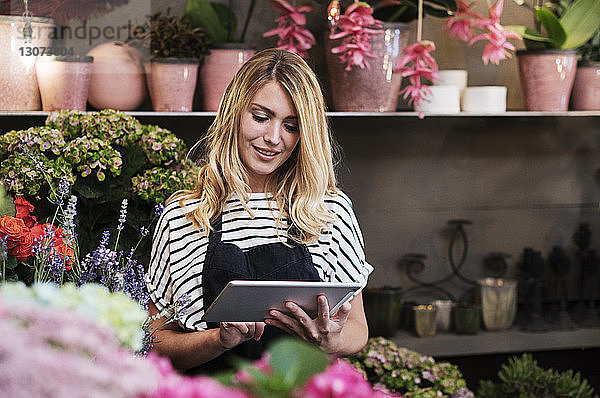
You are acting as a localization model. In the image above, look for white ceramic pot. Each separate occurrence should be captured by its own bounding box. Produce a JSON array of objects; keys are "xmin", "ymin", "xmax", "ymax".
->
[
  {"xmin": 416, "ymin": 85, "xmax": 461, "ymax": 114},
  {"xmin": 462, "ymin": 86, "xmax": 507, "ymax": 113},
  {"xmin": 478, "ymin": 278, "xmax": 517, "ymax": 331},
  {"xmin": 434, "ymin": 70, "xmax": 468, "ymax": 91},
  {"xmin": 432, "ymin": 299, "xmax": 455, "ymax": 332}
]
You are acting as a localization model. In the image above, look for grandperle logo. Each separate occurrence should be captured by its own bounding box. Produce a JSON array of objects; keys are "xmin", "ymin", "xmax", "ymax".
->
[{"xmin": 17, "ymin": 20, "xmax": 139, "ymax": 46}]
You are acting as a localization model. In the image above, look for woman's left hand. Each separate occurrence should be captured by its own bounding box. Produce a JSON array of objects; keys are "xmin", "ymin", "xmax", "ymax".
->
[{"xmin": 265, "ymin": 294, "xmax": 352, "ymax": 353}]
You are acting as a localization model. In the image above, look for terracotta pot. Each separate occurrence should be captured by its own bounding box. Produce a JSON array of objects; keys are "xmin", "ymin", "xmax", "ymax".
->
[
  {"xmin": 324, "ymin": 22, "xmax": 410, "ymax": 112},
  {"xmin": 87, "ymin": 41, "xmax": 146, "ymax": 110},
  {"xmin": 363, "ymin": 286, "xmax": 403, "ymax": 338},
  {"xmin": 571, "ymin": 62, "xmax": 600, "ymax": 110},
  {"xmin": 0, "ymin": 15, "xmax": 55, "ymax": 110},
  {"xmin": 199, "ymin": 45, "xmax": 255, "ymax": 111},
  {"xmin": 517, "ymin": 49, "xmax": 578, "ymax": 111},
  {"xmin": 149, "ymin": 58, "xmax": 199, "ymax": 112},
  {"xmin": 36, "ymin": 55, "xmax": 93, "ymax": 111}
]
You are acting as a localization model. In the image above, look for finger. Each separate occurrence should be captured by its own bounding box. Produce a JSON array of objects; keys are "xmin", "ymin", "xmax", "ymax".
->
[
  {"xmin": 284, "ymin": 302, "xmax": 321, "ymax": 342},
  {"xmin": 316, "ymin": 295, "xmax": 330, "ymax": 325},
  {"xmin": 254, "ymin": 322, "xmax": 266, "ymax": 340},
  {"xmin": 230, "ymin": 322, "xmax": 249, "ymax": 334},
  {"xmin": 245, "ymin": 322, "xmax": 255, "ymax": 336},
  {"xmin": 264, "ymin": 317, "xmax": 296, "ymax": 336},
  {"xmin": 333, "ymin": 301, "xmax": 352, "ymax": 322},
  {"xmin": 267, "ymin": 309, "xmax": 305, "ymax": 337}
]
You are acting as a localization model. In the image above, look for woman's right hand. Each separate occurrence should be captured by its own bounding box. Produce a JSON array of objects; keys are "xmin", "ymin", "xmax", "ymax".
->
[{"xmin": 219, "ymin": 322, "xmax": 266, "ymax": 349}]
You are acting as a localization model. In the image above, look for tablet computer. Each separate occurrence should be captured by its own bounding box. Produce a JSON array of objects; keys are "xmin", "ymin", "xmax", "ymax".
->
[{"xmin": 201, "ymin": 280, "xmax": 362, "ymax": 322}]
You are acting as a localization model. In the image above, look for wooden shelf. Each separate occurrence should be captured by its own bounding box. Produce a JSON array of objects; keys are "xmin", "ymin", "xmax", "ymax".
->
[{"xmin": 391, "ymin": 328, "xmax": 600, "ymax": 358}]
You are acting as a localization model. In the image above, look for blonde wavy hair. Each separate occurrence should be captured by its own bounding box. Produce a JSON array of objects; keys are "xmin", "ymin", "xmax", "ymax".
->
[{"xmin": 171, "ymin": 48, "xmax": 339, "ymax": 244}]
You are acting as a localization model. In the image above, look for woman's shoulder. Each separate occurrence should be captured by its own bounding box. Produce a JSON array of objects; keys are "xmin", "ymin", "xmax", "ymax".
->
[
  {"xmin": 324, "ymin": 189, "xmax": 354, "ymax": 212},
  {"xmin": 162, "ymin": 197, "xmax": 201, "ymax": 221}
]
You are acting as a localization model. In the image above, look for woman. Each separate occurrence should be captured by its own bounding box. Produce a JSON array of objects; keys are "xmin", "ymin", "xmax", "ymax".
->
[{"xmin": 146, "ymin": 48, "xmax": 373, "ymax": 372}]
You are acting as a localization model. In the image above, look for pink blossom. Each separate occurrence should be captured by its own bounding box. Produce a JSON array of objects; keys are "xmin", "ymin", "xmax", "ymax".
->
[
  {"xmin": 394, "ymin": 40, "xmax": 440, "ymax": 118},
  {"xmin": 444, "ymin": 0, "xmax": 484, "ymax": 41},
  {"xmin": 329, "ymin": 2, "xmax": 383, "ymax": 70},
  {"xmin": 468, "ymin": 0, "xmax": 522, "ymax": 64},
  {"xmin": 299, "ymin": 359, "xmax": 392, "ymax": 398},
  {"xmin": 263, "ymin": 0, "xmax": 316, "ymax": 59}
]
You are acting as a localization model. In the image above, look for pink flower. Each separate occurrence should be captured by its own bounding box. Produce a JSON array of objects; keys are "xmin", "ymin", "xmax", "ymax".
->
[
  {"xmin": 263, "ymin": 0, "xmax": 316, "ymax": 59},
  {"xmin": 394, "ymin": 40, "xmax": 440, "ymax": 118},
  {"xmin": 299, "ymin": 359, "xmax": 391, "ymax": 398},
  {"xmin": 329, "ymin": 2, "xmax": 383, "ymax": 70},
  {"xmin": 444, "ymin": 0, "xmax": 483, "ymax": 41},
  {"xmin": 468, "ymin": 0, "xmax": 522, "ymax": 65}
]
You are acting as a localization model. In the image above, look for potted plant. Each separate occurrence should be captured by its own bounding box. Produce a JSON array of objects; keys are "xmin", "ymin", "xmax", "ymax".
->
[
  {"xmin": 508, "ymin": 0, "xmax": 600, "ymax": 111},
  {"xmin": 131, "ymin": 10, "xmax": 210, "ymax": 112},
  {"xmin": 571, "ymin": 30, "xmax": 600, "ymax": 110},
  {"xmin": 184, "ymin": 0, "xmax": 257, "ymax": 111},
  {"xmin": 323, "ymin": 0, "xmax": 457, "ymax": 112}
]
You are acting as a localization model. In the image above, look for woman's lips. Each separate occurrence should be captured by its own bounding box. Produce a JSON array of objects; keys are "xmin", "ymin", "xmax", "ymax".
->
[{"xmin": 253, "ymin": 145, "xmax": 279, "ymax": 159}]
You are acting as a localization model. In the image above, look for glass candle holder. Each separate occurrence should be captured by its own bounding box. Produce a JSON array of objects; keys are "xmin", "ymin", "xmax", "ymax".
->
[{"xmin": 413, "ymin": 304, "xmax": 437, "ymax": 337}]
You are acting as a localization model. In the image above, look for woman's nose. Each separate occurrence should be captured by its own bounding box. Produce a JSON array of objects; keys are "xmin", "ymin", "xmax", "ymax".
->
[{"xmin": 263, "ymin": 122, "xmax": 281, "ymax": 145}]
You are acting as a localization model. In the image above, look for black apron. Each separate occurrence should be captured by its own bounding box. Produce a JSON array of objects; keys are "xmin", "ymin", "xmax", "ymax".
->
[{"xmin": 195, "ymin": 213, "xmax": 321, "ymax": 374}]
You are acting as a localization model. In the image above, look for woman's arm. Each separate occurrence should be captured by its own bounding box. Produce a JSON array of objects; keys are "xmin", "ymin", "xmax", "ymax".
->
[
  {"xmin": 265, "ymin": 291, "xmax": 369, "ymax": 356},
  {"xmin": 147, "ymin": 300, "xmax": 266, "ymax": 370}
]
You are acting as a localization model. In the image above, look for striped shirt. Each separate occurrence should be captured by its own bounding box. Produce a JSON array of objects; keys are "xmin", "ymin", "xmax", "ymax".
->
[{"xmin": 145, "ymin": 190, "xmax": 373, "ymax": 330}]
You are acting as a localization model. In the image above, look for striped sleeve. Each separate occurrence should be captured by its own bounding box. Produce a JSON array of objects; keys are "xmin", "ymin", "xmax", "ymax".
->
[
  {"xmin": 146, "ymin": 204, "xmax": 174, "ymax": 314},
  {"xmin": 324, "ymin": 191, "xmax": 373, "ymax": 286}
]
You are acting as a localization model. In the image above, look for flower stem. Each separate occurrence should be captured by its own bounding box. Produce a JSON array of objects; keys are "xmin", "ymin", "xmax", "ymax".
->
[{"xmin": 417, "ymin": 0, "xmax": 424, "ymax": 42}]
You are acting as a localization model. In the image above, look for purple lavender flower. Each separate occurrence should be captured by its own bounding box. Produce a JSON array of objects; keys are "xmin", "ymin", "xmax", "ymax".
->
[
  {"xmin": 117, "ymin": 198, "xmax": 128, "ymax": 232},
  {"xmin": 140, "ymin": 226, "xmax": 149, "ymax": 237},
  {"xmin": 154, "ymin": 203, "xmax": 165, "ymax": 217}
]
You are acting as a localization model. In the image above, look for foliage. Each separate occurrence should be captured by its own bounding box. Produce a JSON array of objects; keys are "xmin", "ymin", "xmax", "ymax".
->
[
  {"xmin": 477, "ymin": 353, "xmax": 598, "ymax": 398},
  {"xmin": 371, "ymin": 0, "xmax": 457, "ymax": 23},
  {"xmin": 578, "ymin": 29, "xmax": 600, "ymax": 63},
  {"xmin": 0, "ymin": 109, "xmax": 197, "ymax": 256},
  {"xmin": 347, "ymin": 337, "xmax": 473, "ymax": 398},
  {"xmin": 131, "ymin": 10, "xmax": 211, "ymax": 60},
  {"xmin": 508, "ymin": 0, "xmax": 600, "ymax": 50},
  {"xmin": 184, "ymin": 0, "xmax": 257, "ymax": 44}
]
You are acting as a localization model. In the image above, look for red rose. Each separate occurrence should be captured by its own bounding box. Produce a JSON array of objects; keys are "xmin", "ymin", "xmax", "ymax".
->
[
  {"xmin": 14, "ymin": 196, "xmax": 37, "ymax": 228},
  {"xmin": 0, "ymin": 215, "xmax": 30, "ymax": 250},
  {"xmin": 12, "ymin": 231, "xmax": 35, "ymax": 260}
]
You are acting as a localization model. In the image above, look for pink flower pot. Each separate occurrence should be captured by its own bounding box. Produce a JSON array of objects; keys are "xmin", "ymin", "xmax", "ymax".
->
[
  {"xmin": 571, "ymin": 63, "xmax": 600, "ymax": 111},
  {"xmin": 36, "ymin": 55, "xmax": 93, "ymax": 111},
  {"xmin": 324, "ymin": 22, "xmax": 410, "ymax": 112},
  {"xmin": 149, "ymin": 58, "xmax": 199, "ymax": 112},
  {"xmin": 517, "ymin": 50, "xmax": 578, "ymax": 111},
  {"xmin": 0, "ymin": 15, "xmax": 55, "ymax": 110},
  {"xmin": 199, "ymin": 46, "xmax": 255, "ymax": 111}
]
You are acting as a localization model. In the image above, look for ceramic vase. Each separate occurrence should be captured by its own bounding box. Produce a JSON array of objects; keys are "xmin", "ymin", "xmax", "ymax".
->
[
  {"xmin": 149, "ymin": 58, "xmax": 199, "ymax": 112},
  {"xmin": 199, "ymin": 45, "xmax": 255, "ymax": 111},
  {"xmin": 433, "ymin": 300, "xmax": 455, "ymax": 332},
  {"xmin": 86, "ymin": 41, "xmax": 146, "ymax": 111},
  {"xmin": 325, "ymin": 22, "xmax": 410, "ymax": 111},
  {"xmin": 0, "ymin": 15, "xmax": 55, "ymax": 110},
  {"xmin": 571, "ymin": 62, "xmax": 600, "ymax": 110},
  {"xmin": 478, "ymin": 278, "xmax": 517, "ymax": 331},
  {"xmin": 36, "ymin": 55, "xmax": 93, "ymax": 111},
  {"xmin": 363, "ymin": 286, "xmax": 403, "ymax": 338},
  {"xmin": 517, "ymin": 50, "xmax": 578, "ymax": 111}
]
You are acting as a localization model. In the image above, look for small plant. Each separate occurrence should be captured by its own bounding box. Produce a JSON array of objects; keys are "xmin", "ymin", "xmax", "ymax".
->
[
  {"xmin": 508, "ymin": 0, "xmax": 600, "ymax": 50},
  {"xmin": 132, "ymin": 10, "xmax": 211, "ymax": 60},
  {"xmin": 579, "ymin": 30, "xmax": 600, "ymax": 64},
  {"xmin": 184, "ymin": 0, "xmax": 257, "ymax": 44},
  {"xmin": 478, "ymin": 353, "xmax": 598, "ymax": 398}
]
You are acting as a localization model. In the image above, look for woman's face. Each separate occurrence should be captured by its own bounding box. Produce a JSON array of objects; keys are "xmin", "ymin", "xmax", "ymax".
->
[{"xmin": 238, "ymin": 81, "xmax": 300, "ymax": 192}]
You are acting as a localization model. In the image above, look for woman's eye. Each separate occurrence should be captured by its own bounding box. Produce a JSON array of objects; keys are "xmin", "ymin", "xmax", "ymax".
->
[
  {"xmin": 284, "ymin": 123, "xmax": 299, "ymax": 132},
  {"xmin": 252, "ymin": 114, "xmax": 268, "ymax": 122}
]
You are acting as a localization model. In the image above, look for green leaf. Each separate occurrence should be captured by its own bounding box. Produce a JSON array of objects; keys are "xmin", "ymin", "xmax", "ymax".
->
[
  {"xmin": 5, "ymin": 255, "xmax": 18, "ymax": 270},
  {"xmin": 535, "ymin": 7, "xmax": 566, "ymax": 48},
  {"xmin": 211, "ymin": 2, "xmax": 237, "ymax": 41},
  {"xmin": 73, "ymin": 181, "xmax": 104, "ymax": 199},
  {"xmin": 0, "ymin": 184, "xmax": 15, "ymax": 217},
  {"xmin": 268, "ymin": 338, "xmax": 330, "ymax": 389},
  {"xmin": 506, "ymin": 25, "xmax": 553, "ymax": 43},
  {"xmin": 120, "ymin": 146, "xmax": 145, "ymax": 180},
  {"xmin": 184, "ymin": 0, "xmax": 228, "ymax": 43},
  {"xmin": 560, "ymin": 0, "xmax": 600, "ymax": 49}
]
